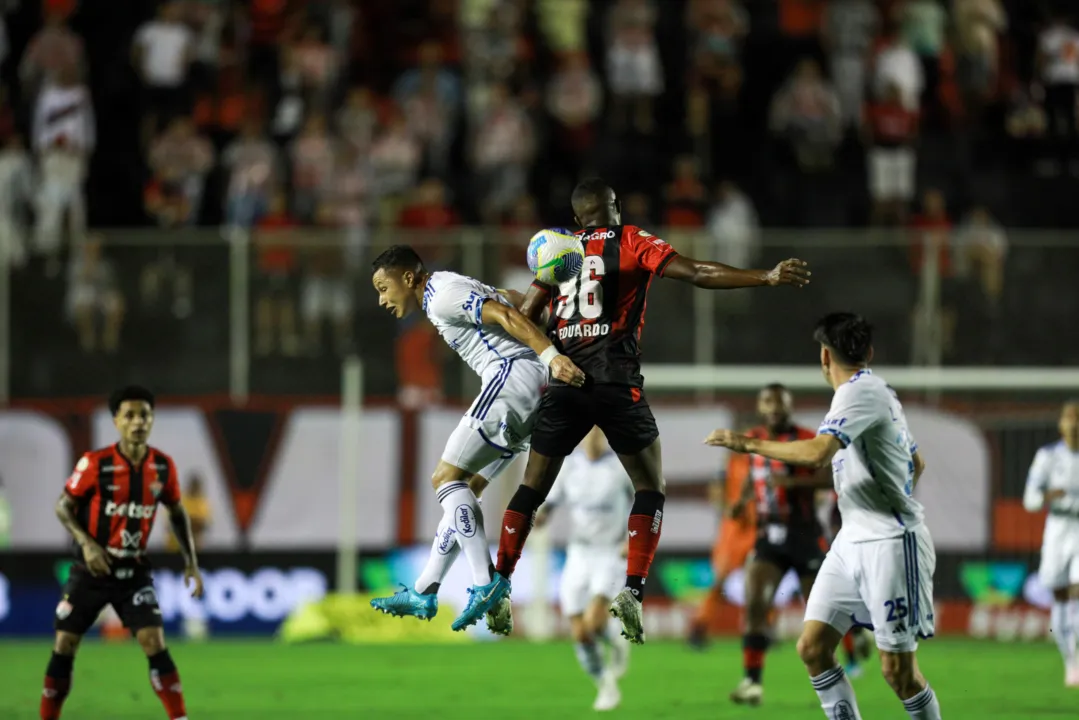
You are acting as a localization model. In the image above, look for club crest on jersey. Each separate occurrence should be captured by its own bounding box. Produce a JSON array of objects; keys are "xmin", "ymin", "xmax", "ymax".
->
[
  {"xmin": 557, "ymin": 323, "xmax": 610, "ymax": 341},
  {"xmin": 149, "ymin": 481, "xmax": 163, "ymax": 499}
]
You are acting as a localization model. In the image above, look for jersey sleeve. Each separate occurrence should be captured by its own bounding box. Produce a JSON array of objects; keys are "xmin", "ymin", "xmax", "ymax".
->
[
  {"xmin": 426, "ymin": 279, "xmax": 493, "ymax": 327},
  {"xmin": 1022, "ymin": 448, "xmax": 1051, "ymax": 512},
  {"xmin": 818, "ymin": 381, "xmax": 881, "ymax": 448},
  {"xmin": 64, "ymin": 453, "xmax": 99, "ymax": 500},
  {"xmin": 627, "ymin": 228, "xmax": 678, "ymax": 276},
  {"xmin": 161, "ymin": 455, "xmax": 182, "ymax": 506}
]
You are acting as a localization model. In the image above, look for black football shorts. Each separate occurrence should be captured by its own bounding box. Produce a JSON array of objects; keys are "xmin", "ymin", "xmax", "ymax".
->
[
  {"xmin": 54, "ymin": 564, "xmax": 164, "ymax": 635},
  {"xmin": 751, "ymin": 530, "xmax": 827, "ymax": 579},
  {"xmin": 530, "ymin": 383, "xmax": 660, "ymax": 457}
]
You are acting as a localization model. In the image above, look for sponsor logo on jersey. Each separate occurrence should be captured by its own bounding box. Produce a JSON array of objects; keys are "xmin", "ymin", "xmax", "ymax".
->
[
  {"xmin": 105, "ymin": 501, "xmax": 157, "ymax": 519},
  {"xmin": 581, "ymin": 230, "xmax": 615, "ymax": 241},
  {"xmin": 455, "ymin": 505, "xmax": 477, "ymax": 538},
  {"xmin": 557, "ymin": 323, "xmax": 610, "ymax": 341},
  {"xmin": 121, "ymin": 529, "xmax": 143, "ymax": 548},
  {"xmin": 132, "ymin": 586, "xmax": 158, "ymax": 606}
]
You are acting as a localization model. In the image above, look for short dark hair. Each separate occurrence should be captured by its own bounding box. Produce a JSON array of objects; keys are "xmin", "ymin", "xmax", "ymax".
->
[
  {"xmin": 762, "ymin": 382, "xmax": 789, "ymax": 394},
  {"xmin": 572, "ymin": 177, "xmax": 613, "ymax": 208},
  {"xmin": 109, "ymin": 385, "xmax": 155, "ymax": 416},
  {"xmin": 813, "ymin": 313, "xmax": 873, "ymax": 366},
  {"xmin": 371, "ymin": 245, "xmax": 425, "ymax": 275}
]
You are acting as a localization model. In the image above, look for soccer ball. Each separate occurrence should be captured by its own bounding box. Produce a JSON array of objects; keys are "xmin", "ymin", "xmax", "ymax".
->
[{"xmin": 527, "ymin": 228, "xmax": 585, "ymax": 285}]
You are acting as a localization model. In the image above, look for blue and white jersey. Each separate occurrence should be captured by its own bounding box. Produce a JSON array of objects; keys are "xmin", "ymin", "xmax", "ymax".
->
[
  {"xmin": 423, "ymin": 271, "xmax": 537, "ymax": 376},
  {"xmin": 1024, "ymin": 441, "xmax": 1079, "ymax": 536},
  {"xmin": 546, "ymin": 449, "xmax": 634, "ymax": 548},
  {"xmin": 818, "ymin": 369, "xmax": 925, "ymax": 541}
]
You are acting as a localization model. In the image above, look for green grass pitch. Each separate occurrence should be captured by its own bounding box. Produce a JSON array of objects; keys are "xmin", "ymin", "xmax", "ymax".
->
[{"xmin": 0, "ymin": 638, "xmax": 1073, "ymax": 719}]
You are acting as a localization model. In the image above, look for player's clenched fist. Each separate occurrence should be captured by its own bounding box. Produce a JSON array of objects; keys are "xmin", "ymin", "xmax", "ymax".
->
[
  {"xmin": 766, "ymin": 258, "xmax": 811, "ymax": 288},
  {"xmin": 551, "ymin": 355, "xmax": 586, "ymax": 387},
  {"xmin": 80, "ymin": 538, "xmax": 111, "ymax": 576},
  {"xmin": 704, "ymin": 429, "xmax": 749, "ymax": 453},
  {"xmin": 184, "ymin": 565, "xmax": 205, "ymax": 599}
]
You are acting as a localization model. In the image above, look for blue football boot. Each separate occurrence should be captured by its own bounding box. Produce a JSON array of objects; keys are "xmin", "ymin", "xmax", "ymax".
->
[
  {"xmin": 451, "ymin": 573, "xmax": 510, "ymax": 632},
  {"xmin": 370, "ymin": 585, "xmax": 438, "ymax": 621}
]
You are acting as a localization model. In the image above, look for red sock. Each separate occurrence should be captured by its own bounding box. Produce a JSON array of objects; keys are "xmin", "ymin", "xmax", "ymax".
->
[
  {"xmin": 494, "ymin": 485, "xmax": 544, "ymax": 578},
  {"xmin": 842, "ymin": 631, "xmax": 855, "ymax": 655},
  {"xmin": 625, "ymin": 490, "xmax": 664, "ymax": 598},
  {"xmin": 148, "ymin": 651, "xmax": 187, "ymax": 719},
  {"xmin": 41, "ymin": 652, "xmax": 73, "ymax": 720}
]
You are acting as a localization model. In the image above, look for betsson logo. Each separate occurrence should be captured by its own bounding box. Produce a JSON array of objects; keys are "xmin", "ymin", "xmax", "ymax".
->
[
  {"xmin": 105, "ymin": 501, "xmax": 156, "ymax": 519},
  {"xmin": 152, "ymin": 567, "xmax": 327, "ymax": 623}
]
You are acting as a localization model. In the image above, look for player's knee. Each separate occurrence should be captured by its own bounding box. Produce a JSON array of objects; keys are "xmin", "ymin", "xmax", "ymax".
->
[
  {"xmin": 430, "ymin": 462, "xmax": 467, "ymax": 490},
  {"xmin": 796, "ymin": 630, "xmax": 832, "ymax": 668},
  {"xmin": 745, "ymin": 598, "xmax": 770, "ymax": 630},
  {"xmin": 468, "ymin": 475, "xmax": 488, "ymax": 498},
  {"xmin": 136, "ymin": 628, "xmax": 167, "ymax": 656},
  {"xmin": 53, "ymin": 631, "xmax": 81, "ymax": 656},
  {"xmin": 570, "ymin": 619, "xmax": 591, "ymax": 644}
]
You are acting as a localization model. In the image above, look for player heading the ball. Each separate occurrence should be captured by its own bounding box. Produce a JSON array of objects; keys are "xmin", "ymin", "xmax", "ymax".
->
[{"xmin": 369, "ymin": 245, "xmax": 584, "ymax": 633}]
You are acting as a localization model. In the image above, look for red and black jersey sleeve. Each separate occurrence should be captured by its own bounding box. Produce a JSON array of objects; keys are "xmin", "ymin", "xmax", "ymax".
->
[
  {"xmin": 157, "ymin": 451, "xmax": 182, "ymax": 506},
  {"xmin": 64, "ymin": 453, "xmax": 99, "ymax": 500},
  {"xmin": 625, "ymin": 226, "xmax": 678, "ymax": 276}
]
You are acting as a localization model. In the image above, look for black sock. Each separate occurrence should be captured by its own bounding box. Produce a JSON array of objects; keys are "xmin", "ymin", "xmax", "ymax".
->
[
  {"xmin": 147, "ymin": 650, "xmax": 177, "ymax": 675},
  {"xmin": 419, "ymin": 582, "xmax": 440, "ymax": 595},
  {"xmin": 507, "ymin": 484, "xmax": 545, "ymax": 517},
  {"xmin": 743, "ymin": 633, "xmax": 770, "ymax": 684},
  {"xmin": 47, "ymin": 651, "xmax": 75, "ymax": 679}
]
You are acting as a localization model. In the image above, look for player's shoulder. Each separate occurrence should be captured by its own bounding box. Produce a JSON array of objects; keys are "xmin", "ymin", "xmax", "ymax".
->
[
  {"xmin": 1035, "ymin": 441, "xmax": 1065, "ymax": 460},
  {"xmin": 148, "ymin": 446, "xmax": 177, "ymax": 468},
  {"xmin": 835, "ymin": 369, "xmax": 888, "ymax": 399},
  {"xmin": 78, "ymin": 445, "xmax": 117, "ymax": 468},
  {"xmin": 424, "ymin": 271, "xmax": 477, "ymax": 314}
]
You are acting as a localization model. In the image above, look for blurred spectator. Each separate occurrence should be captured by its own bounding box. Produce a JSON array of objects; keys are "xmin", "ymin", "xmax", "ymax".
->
[
  {"xmin": 546, "ymin": 52, "xmax": 602, "ymax": 155},
  {"xmin": 622, "ymin": 192, "xmax": 654, "ymax": 226},
  {"xmin": 769, "ymin": 58, "xmax": 843, "ymax": 172},
  {"xmin": 706, "ymin": 180, "xmax": 759, "ymax": 269},
  {"xmin": 899, "ymin": 0, "xmax": 946, "ymax": 117},
  {"xmin": 822, "ymin": 0, "xmax": 880, "ymax": 130},
  {"xmin": 536, "ymin": 0, "xmax": 588, "ymax": 55},
  {"xmin": 909, "ymin": 188, "xmax": 955, "ymax": 358},
  {"xmin": 463, "ymin": 0, "xmax": 528, "ymax": 99},
  {"xmin": 242, "ymin": 0, "xmax": 297, "ymax": 99},
  {"xmin": 187, "ymin": 0, "xmax": 228, "ymax": 92},
  {"xmin": 863, "ymin": 82, "xmax": 919, "ymax": 226},
  {"xmin": 471, "ymin": 83, "xmax": 534, "ymax": 222},
  {"xmin": 1037, "ymin": 10, "xmax": 1079, "ymax": 165},
  {"xmin": 952, "ymin": 0, "xmax": 1007, "ymax": 121},
  {"xmin": 222, "ymin": 120, "xmax": 279, "ymax": 231},
  {"xmin": 19, "ymin": 9, "xmax": 84, "ymax": 99},
  {"xmin": 254, "ymin": 191, "xmax": 300, "ymax": 357},
  {"xmin": 687, "ymin": 0, "xmax": 749, "ymax": 86},
  {"xmin": 301, "ymin": 215, "xmax": 353, "ymax": 356},
  {"xmin": 0, "ymin": 133, "xmax": 33, "ymax": 269},
  {"xmin": 132, "ymin": 1, "xmax": 195, "ymax": 145},
  {"xmin": 399, "ymin": 178, "xmax": 458, "ymax": 230},
  {"xmin": 168, "ymin": 475, "xmax": 211, "ymax": 550},
  {"xmin": 33, "ymin": 63, "xmax": 94, "ymax": 274},
  {"xmin": 394, "ymin": 41, "xmax": 461, "ymax": 176},
  {"xmin": 778, "ymin": 0, "xmax": 826, "ymax": 56},
  {"xmin": 872, "ymin": 23, "xmax": 924, "ymax": 111},
  {"xmin": 195, "ymin": 66, "xmax": 263, "ymax": 142},
  {"xmin": 287, "ymin": 23, "xmax": 337, "ymax": 110},
  {"xmin": 664, "ymin": 156, "xmax": 708, "ymax": 227},
  {"xmin": 328, "ymin": 139, "xmax": 370, "ymax": 273},
  {"xmin": 369, "ymin": 112, "xmax": 421, "ymax": 224},
  {"xmin": 336, "ymin": 86, "xmax": 378, "ymax": 152},
  {"xmin": 606, "ymin": 0, "xmax": 664, "ymax": 134},
  {"xmin": 955, "ymin": 205, "xmax": 1007, "ymax": 311},
  {"xmin": 147, "ymin": 116, "xmax": 215, "ymax": 226},
  {"xmin": 289, "ymin": 112, "xmax": 336, "ymax": 222},
  {"xmin": 65, "ymin": 234, "xmax": 124, "ymax": 354},
  {"xmin": 273, "ymin": 47, "xmax": 307, "ymax": 144}
]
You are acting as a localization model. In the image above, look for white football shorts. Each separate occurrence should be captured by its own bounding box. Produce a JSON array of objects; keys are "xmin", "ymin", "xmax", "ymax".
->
[
  {"xmin": 1038, "ymin": 521, "xmax": 1079, "ymax": 590},
  {"xmin": 559, "ymin": 544, "xmax": 624, "ymax": 618},
  {"xmin": 441, "ymin": 356, "xmax": 546, "ymax": 481},
  {"xmin": 804, "ymin": 524, "xmax": 936, "ymax": 653}
]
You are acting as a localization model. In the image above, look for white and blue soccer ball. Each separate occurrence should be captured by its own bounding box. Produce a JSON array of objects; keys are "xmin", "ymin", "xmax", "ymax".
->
[{"xmin": 526, "ymin": 228, "xmax": 585, "ymax": 285}]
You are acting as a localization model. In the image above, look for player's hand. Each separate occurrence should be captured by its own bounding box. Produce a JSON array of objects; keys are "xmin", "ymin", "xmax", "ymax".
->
[
  {"xmin": 1046, "ymin": 488, "xmax": 1068, "ymax": 503},
  {"xmin": 704, "ymin": 429, "xmax": 749, "ymax": 453},
  {"xmin": 728, "ymin": 499, "xmax": 747, "ymax": 519},
  {"xmin": 766, "ymin": 258, "xmax": 811, "ymax": 288},
  {"xmin": 550, "ymin": 355, "xmax": 586, "ymax": 387},
  {"xmin": 80, "ymin": 539, "xmax": 111, "ymax": 577},
  {"xmin": 184, "ymin": 565, "xmax": 205, "ymax": 599}
]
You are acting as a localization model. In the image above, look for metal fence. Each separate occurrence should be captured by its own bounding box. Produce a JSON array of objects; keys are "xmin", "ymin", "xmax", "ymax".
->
[{"xmin": 3, "ymin": 227, "xmax": 1077, "ymax": 401}]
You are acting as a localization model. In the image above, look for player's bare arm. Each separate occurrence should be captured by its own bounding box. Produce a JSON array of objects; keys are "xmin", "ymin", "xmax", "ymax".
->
[
  {"xmin": 55, "ymin": 492, "xmax": 111, "ymax": 576},
  {"xmin": 496, "ymin": 288, "xmax": 527, "ymax": 310},
  {"xmin": 166, "ymin": 502, "xmax": 204, "ymax": 598},
  {"xmin": 705, "ymin": 430, "xmax": 842, "ymax": 470},
  {"xmin": 518, "ymin": 282, "xmax": 551, "ymax": 323},
  {"xmin": 480, "ymin": 300, "xmax": 585, "ymax": 387},
  {"xmin": 912, "ymin": 451, "xmax": 926, "ymax": 487},
  {"xmin": 661, "ymin": 255, "xmax": 811, "ymax": 289}
]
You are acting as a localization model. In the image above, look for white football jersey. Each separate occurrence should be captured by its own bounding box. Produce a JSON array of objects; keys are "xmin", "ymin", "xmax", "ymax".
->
[
  {"xmin": 545, "ymin": 449, "xmax": 634, "ymax": 548},
  {"xmin": 1023, "ymin": 441, "xmax": 1079, "ymax": 539},
  {"xmin": 423, "ymin": 271, "xmax": 536, "ymax": 376},
  {"xmin": 818, "ymin": 369, "xmax": 925, "ymax": 541}
]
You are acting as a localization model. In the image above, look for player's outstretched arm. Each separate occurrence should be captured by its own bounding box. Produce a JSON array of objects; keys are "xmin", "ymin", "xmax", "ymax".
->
[
  {"xmin": 661, "ymin": 255, "xmax": 810, "ymax": 290},
  {"xmin": 517, "ymin": 283, "xmax": 551, "ymax": 323},
  {"xmin": 167, "ymin": 503, "xmax": 205, "ymax": 598},
  {"xmin": 704, "ymin": 430, "xmax": 841, "ymax": 470},
  {"xmin": 480, "ymin": 299, "xmax": 586, "ymax": 387},
  {"xmin": 55, "ymin": 493, "xmax": 111, "ymax": 576}
]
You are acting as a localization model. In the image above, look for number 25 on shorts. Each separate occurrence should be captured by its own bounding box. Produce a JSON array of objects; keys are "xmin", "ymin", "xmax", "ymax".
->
[{"xmin": 884, "ymin": 597, "xmax": 908, "ymax": 622}]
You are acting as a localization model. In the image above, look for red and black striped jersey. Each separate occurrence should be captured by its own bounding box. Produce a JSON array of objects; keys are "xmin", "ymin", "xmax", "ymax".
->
[
  {"xmin": 746, "ymin": 425, "xmax": 823, "ymax": 534},
  {"xmin": 531, "ymin": 225, "xmax": 678, "ymax": 387},
  {"xmin": 64, "ymin": 444, "xmax": 181, "ymax": 563}
]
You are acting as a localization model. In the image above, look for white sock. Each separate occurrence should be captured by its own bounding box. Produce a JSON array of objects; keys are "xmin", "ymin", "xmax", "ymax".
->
[
  {"xmin": 810, "ymin": 666, "xmax": 863, "ymax": 720},
  {"xmin": 436, "ymin": 481, "xmax": 492, "ymax": 586},
  {"xmin": 414, "ymin": 511, "xmax": 462, "ymax": 594},
  {"xmin": 1069, "ymin": 600, "xmax": 1079, "ymax": 664},
  {"xmin": 903, "ymin": 684, "xmax": 942, "ymax": 719},
  {"xmin": 1051, "ymin": 601, "xmax": 1076, "ymax": 665},
  {"xmin": 574, "ymin": 640, "xmax": 604, "ymax": 681}
]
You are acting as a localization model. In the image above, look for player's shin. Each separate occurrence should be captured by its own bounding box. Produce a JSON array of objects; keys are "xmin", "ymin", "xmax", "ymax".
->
[
  {"xmin": 625, "ymin": 490, "xmax": 665, "ymax": 599},
  {"xmin": 809, "ymin": 666, "xmax": 864, "ymax": 720},
  {"xmin": 902, "ymin": 684, "xmax": 943, "ymax": 720},
  {"xmin": 414, "ymin": 512, "xmax": 462, "ymax": 595},
  {"xmin": 437, "ymin": 481, "xmax": 493, "ymax": 585},
  {"xmin": 1051, "ymin": 600, "xmax": 1077, "ymax": 665},
  {"xmin": 574, "ymin": 638, "xmax": 605, "ymax": 682},
  {"xmin": 495, "ymin": 484, "xmax": 544, "ymax": 578},
  {"xmin": 40, "ymin": 652, "xmax": 73, "ymax": 720},
  {"xmin": 148, "ymin": 650, "xmax": 187, "ymax": 720}
]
